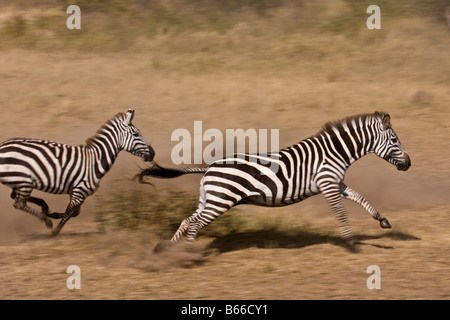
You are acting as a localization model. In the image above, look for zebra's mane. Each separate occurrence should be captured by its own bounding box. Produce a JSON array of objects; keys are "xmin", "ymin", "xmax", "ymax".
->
[
  {"xmin": 84, "ymin": 112, "xmax": 127, "ymax": 146},
  {"xmin": 317, "ymin": 111, "xmax": 387, "ymax": 136}
]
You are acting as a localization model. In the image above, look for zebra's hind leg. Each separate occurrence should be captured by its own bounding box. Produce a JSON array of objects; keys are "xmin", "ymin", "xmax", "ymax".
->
[
  {"xmin": 11, "ymin": 189, "xmax": 53, "ymax": 229},
  {"xmin": 154, "ymin": 204, "xmax": 229, "ymax": 253},
  {"xmin": 170, "ymin": 218, "xmax": 191, "ymax": 244},
  {"xmin": 183, "ymin": 203, "xmax": 232, "ymax": 244},
  {"xmin": 339, "ymin": 183, "xmax": 391, "ymax": 229},
  {"xmin": 46, "ymin": 212, "xmax": 65, "ymax": 219},
  {"xmin": 154, "ymin": 206, "xmax": 202, "ymax": 253},
  {"xmin": 154, "ymin": 190, "xmax": 207, "ymax": 253},
  {"xmin": 153, "ymin": 218, "xmax": 190, "ymax": 253},
  {"xmin": 155, "ymin": 210, "xmax": 221, "ymax": 253},
  {"xmin": 28, "ymin": 196, "xmax": 49, "ymax": 215},
  {"xmin": 10, "ymin": 190, "xmax": 50, "ymax": 215}
]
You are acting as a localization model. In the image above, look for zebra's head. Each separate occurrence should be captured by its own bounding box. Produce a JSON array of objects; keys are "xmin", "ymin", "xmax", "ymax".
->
[
  {"xmin": 119, "ymin": 109, "xmax": 155, "ymax": 162},
  {"xmin": 374, "ymin": 113, "xmax": 410, "ymax": 171}
]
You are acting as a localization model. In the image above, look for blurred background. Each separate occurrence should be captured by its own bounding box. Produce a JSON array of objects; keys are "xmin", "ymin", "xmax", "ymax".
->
[{"xmin": 0, "ymin": 0, "xmax": 449, "ymax": 299}]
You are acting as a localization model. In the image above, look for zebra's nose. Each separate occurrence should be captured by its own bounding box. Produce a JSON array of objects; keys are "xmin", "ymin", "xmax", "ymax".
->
[
  {"xmin": 397, "ymin": 153, "xmax": 411, "ymax": 171},
  {"xmin": 145, "ymin": 145, "xmax": 155, "ymax": 162},
  {"xmin": 405, "ymin": 154, "xmax": 411, "ymax": 168}
]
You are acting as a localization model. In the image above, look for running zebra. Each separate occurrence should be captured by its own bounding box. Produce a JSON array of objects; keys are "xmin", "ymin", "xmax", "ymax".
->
[
  {"xmin": 0, "ymin": 109, "xmax": 154, "ymax": 235},
  {"xmin": 139, "ymin": 112, "xmax": 410, "ymax": 251}
]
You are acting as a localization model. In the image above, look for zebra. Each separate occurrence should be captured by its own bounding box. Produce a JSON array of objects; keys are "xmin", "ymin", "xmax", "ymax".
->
[
  {"xmin": 139, "ymin": 111, "xmax": 410, "ymax": 251},
  {"xmin": 0, "ymin": 109, "xmax": 154, "ymax": 235}
]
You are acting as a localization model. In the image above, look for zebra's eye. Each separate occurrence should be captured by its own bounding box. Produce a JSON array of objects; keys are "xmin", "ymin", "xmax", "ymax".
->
[
  {"xmin": 132, "ymin": 132, "xmax": 140, "ymax": 137},
  {"xmin": 391, "ymin": 138, "xmax": 398, "ymax": 144}
]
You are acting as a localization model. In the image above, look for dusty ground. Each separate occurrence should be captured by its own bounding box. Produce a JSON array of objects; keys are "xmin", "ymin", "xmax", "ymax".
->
[{"xmin": 0, "ymin": 1, "xmax": 449, "ymax": 300}]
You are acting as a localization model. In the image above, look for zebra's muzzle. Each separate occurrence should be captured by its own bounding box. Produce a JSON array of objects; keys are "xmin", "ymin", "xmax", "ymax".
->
[
  {"xmin": 143, "ymin": 145, "xmax": 155, "ymax": 162},
  {"xmin": 396, "ymin": 153, "xmax": 411, "ymax": 171},
  {"xmin": 136, "ymin": 145, "xmax": 155, "ymax": 162}
]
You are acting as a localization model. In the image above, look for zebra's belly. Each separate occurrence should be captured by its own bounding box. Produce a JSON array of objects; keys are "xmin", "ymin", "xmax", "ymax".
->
[
  {"xmin": 239, "ymin": 192, "xmax": 316, "ymax": 207},
  {"xmin": 35, "ymin": 178, "xmax": 99, "ymax": 196},
  {"xmin": 35, "ymin": 183, "xmax": 70, "ymax": 194}
]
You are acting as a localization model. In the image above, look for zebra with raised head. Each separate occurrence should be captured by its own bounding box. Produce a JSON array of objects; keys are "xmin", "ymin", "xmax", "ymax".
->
[
  {"xmin": 0, "ymin": 109, "xmax": 154, "ymax": 235},
  {"xmin": 139, "ymin": 112, "xmax": 410, "ymax": 251}
]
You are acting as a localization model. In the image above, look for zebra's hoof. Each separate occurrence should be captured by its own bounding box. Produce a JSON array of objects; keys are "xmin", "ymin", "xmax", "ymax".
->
[
  {"xmin": 47, "ymin": 212, "xmax": 64, "ymax": 219},
  {"xmin": 380, "ymin": 218, "xmax": 392, "ymax": 229},
  {"xmin": 346, "ymin": 239, "xmax": 360, "ymax": 253},
  {"xmin": 44, "ymin": 219, "xmax": 53, "ymax": 229},
  {"xmin": 348, "ymin": 244, "xmax": 360, "ymax": 253},
  {"xmin": 154, "ymin": 240, "xmax": 171, "ymax": 253}
]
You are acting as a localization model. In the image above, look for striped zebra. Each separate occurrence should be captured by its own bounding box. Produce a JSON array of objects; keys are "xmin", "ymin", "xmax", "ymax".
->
[
  {"xmin": 139, "ymin": 112, "xmax": 410, "ymax": 251},
  {"xmin": 0, "ymin": 109, "xmax": 154, "ymax": 235}
]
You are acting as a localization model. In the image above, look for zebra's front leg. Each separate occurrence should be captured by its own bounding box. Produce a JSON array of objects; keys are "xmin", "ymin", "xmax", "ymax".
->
[
  {"xmin": 339, "ymin": 183, "xmax": 391, "ymax": 229},
  {"xmin": 52, "ymin": 195, "xmax": 84, "ymax": 236}
]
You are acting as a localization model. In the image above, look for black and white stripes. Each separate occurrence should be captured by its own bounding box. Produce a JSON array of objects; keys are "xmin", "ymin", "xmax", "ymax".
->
[
  {"xmin": 139, "ymin": 112, "xmax": 410, "ymax": 250},
  {"xmin": 0, "ymin": 109, "xmax": 154, "ymax": 235}
]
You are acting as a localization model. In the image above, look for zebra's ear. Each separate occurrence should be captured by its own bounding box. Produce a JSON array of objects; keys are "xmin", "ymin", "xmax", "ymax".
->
[
  {"xmin": 382, "ymin": 114, "xmax": 391, "ymax": 130},
  {"xmin": 124, "ymin": 109, "xmax": 135, "ymax": 126}
]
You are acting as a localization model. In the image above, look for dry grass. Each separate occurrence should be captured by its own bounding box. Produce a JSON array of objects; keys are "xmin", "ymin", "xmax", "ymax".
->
[{"xmin": 0, "ymin": 0, "xmax": 449, "ymax": 299}]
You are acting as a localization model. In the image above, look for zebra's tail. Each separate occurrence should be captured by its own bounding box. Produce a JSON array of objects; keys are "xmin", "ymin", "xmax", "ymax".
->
[{"xmin": 137, "ymin": 161, "xmax": 207, "ymax": 184}]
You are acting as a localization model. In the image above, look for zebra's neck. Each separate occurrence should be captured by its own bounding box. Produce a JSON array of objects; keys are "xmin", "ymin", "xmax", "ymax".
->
[
  {"xmin": 85, "ymin": 128, "xmax": 122, "ymax": 180},
  {"xmin": 313, "ymin": 120, "xmax": 378, "ymax": 168}
]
